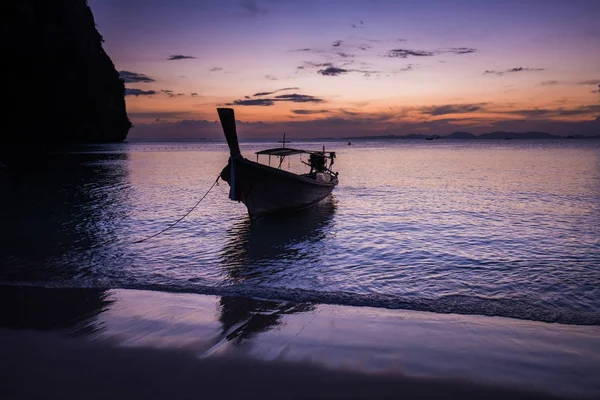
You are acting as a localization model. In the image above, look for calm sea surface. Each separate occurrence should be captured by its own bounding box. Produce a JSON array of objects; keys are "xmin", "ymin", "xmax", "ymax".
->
[{"xmin": 1, "ymin": 139, "xmax": 599, "ymax": 325}]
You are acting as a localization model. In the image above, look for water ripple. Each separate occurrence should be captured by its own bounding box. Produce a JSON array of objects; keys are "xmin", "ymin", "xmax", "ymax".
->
[{"xmin": 1, "ymin": 140, "xmax": 599, "ymax": 325}]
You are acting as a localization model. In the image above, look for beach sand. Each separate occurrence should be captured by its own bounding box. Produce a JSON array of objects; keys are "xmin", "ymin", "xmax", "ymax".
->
[{"xmin": 1, "ymin": 285, "xmax": 599, "ymax": 399}]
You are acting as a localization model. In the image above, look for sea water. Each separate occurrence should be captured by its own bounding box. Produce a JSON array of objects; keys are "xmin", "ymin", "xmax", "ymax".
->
[{"xmin": 1, "ymin": 139, "xmax": 599, "ymax": 325}]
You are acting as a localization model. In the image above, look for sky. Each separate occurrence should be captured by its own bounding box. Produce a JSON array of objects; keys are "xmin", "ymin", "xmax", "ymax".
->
[{"xmin": 88, "ymin": 0, "xmax": 600, "ymax": 138}]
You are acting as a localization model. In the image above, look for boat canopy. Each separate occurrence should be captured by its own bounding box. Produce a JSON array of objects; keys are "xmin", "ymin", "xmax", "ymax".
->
[
  {"xmin": 255, "ymin": 147, "xmax": 335, "ymax": 157},
  {"xmin": 255, "ymin": 148, "xmax": 308, "ymax": 157}
]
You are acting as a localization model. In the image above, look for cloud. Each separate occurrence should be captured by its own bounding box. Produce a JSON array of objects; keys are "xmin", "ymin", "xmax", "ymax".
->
[
  {"xmin": 318, "ymin": 66, "xmax": 349, "ymax": 76},
  {"xmin": 167, "ymin": 54, "xmax": 196, "ymax": 60},
  {"xmin": 227, "ymin": 93, "xmax": 325, "ymax": 106},
  {"xmin": 253, "ymin": 87, "xmax": 300, "ymax": 97},
  {"xmin": 383, "ymin": 47, "xmax": 477, "ymax": 59},
  {"xmin": 445, "ymin": 47, "xmax": 477, "ymax": 54},
  {"xmin": 292, "ymin": 48, "xmax": 319, "ymax": 53},
  {"xmin": 356, "ymin": 37, "xmax": 382, "ymax": 43},
  {"xmin": 125, "ymin": 88, "xmax": 196, "ymax": 98},
  {"xmin": 292, "ymin": 46, "xmax": 351, "ymax": 59},
  {"xmin": 509, "ymin": 67, "xmax": 543, "ymax": 73},
  {"xmin": 274, "ymin": 94, "xmax": 324, "ymax": 103},
  {"xmin": 300, "ymin": 61, "xmax": 376, "ymax": 77},
  {"xmin": 128, "ymin": 110, "xmax": 600, "ymax": 139},
  {"xmin": 577, "ymin": 79, "xmax": 600, "ymax": 85},
  {"xmin": 265, "ymin": 75, "xmax": 278, "ymax": 80},
  {"xmin": 316, "ymin": 65, "xmax": 376, "ymax": 77},
  {"xmin": 292, "ymin": 40, "xmax": 373, "ymax": 65},
  {"xmin": 338, "ymin": 109, "xmax": 359, "ymax": 117},
  {"xmin": 129, "ymin": 111, "xmax": 192, "ymax": 120},
  {"xmin": 119, "ymin": 71, "xmax": 155, "ymax": 83},
  {"xmin": 160, "ymin": 89, "xmax": 182, "ymax": 97},
  {"xmin": 483, "ymin": 67, "xmax": 545, "ymax": 76},
  {"xmin": 209, "ymin": 67, "xmax": 223, "ymax": 72},
  {"xmin": 396, "ymin": 64, "xmax": 415, "ymax": 72},
  {"xmin": 125, "ymin": 88, "xmax": 157, "ymax": 97},
  {"xmin": 302, "ymin": 61, "xmax": 333, "ymax": 68},
  {"xmin": 291, "ymin": 109, "xmax": 330, "ymax": 115},
  {"xmin": 253, "ymin": 91, "xmax": 276, "ymax": 97},
  {"xmin": 335, "ymin": 52, "xmax": 354, "ymax": 59},
  {"xmin": 128, "ymin": 119, "xmax": 220, "ymax": 139},
  {"xmin": 228, "ymin": 98, "xmax": 275, "ymax": 106},
  {"xmin": 412, "ymin": 102, "xmax": 600, "ymax": 120},
  {"xmin": 541, "ymin": 79, "xmax": 600, "ymax": 87},
  {"xmin": 503, "ymin": 105, "xmax": 600, "ymax": 118},
  {"xmin": 384, "ymin": 49, "xmax": 436, "ymax": 58},
  {"xmin": 593, "ymin": 85, "xmax": 600, "ymax": 94},
  {"xmin": 420, "ymin": 103, "xmax": 488, "ymax": 116}
]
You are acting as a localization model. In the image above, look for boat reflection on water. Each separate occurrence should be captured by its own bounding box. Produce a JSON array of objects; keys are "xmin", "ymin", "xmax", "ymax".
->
[
  {"xmin": 220, "ymin": 195, "xmax": 337, "ymax": 279},
  {"xmin": 214, "ymin": 198, "xmax": 334, "ymax": 349},
  {"xmin": 217, "ymin": 296, "xmax": 315, "ymax": 344},
  {"xmin": 0, "ymin": 285, "xmax": 315, "ymax": 353}
]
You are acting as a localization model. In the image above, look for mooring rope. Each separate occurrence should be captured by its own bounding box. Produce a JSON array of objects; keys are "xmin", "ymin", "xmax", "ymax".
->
[{"xmin": 133, "ymin": 175, "xmax": 220, "ymax": 244}]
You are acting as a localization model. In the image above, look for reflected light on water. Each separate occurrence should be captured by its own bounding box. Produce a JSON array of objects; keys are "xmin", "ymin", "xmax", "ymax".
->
[{"xmin": 0, "ymin": 140, "xmax": 599, "ymax": 325}]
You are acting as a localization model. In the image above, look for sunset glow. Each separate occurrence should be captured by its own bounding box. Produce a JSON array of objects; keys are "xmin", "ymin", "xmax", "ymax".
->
[{"xmin": 89, "ymin": 0, "xmax": 600, "ymax": 138}]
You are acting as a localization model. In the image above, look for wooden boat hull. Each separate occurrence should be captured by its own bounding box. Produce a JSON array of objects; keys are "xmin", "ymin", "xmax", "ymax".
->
[
  {"xmin": 216, "ymin": 107, "xmax": 339, "ymax": 218},
  {"xmin": 221, "ymin": 158, "xmax": 338, "ymax": 217}
]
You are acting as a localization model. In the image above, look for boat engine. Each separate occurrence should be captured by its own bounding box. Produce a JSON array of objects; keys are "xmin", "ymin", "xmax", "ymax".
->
[{"xmin": 309, "ymin": 153, "xmax": 326, "ymax": 172}]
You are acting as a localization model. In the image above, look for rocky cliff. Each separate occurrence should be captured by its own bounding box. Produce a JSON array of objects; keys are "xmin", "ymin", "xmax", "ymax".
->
[{"xmin": 2, "ymin": 0, "xmax": 131, "ymax": 144}]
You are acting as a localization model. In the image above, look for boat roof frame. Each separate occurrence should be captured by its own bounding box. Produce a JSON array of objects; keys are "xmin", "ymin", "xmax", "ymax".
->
[{"xmin": 255, "ymin": 147, "xmax": 335, "ymax": 158}]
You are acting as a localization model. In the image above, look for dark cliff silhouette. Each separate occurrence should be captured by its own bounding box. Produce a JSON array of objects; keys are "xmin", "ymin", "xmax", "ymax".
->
[{"xmin": 2, "ymin": 0, "xmax": 131, "ymax": 146}]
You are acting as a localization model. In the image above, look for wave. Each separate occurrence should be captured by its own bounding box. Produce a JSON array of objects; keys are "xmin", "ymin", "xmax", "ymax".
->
[{"xmin": 2, "ymin": 280, "xmax": 599, "ymax": 326}]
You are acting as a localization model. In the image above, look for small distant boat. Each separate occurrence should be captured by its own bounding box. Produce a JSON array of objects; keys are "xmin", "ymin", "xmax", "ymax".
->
[{"xmin": 217, "ymin": 108, "xmax": 339, "ymax": 217}]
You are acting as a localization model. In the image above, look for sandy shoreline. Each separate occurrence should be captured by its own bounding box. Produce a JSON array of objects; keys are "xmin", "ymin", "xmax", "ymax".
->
[
  {"xmin": 1, "ymin": 285, "xmax": 599, "ymax": 399},
  {"xmin": 0, "ymin": 328, "xmax": 567, "ymax": 400}
]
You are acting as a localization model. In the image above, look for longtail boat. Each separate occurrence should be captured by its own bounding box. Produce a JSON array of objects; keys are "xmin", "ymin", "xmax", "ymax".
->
[{"xmin": 217, "ymin": 108, "xmax": 339, "ymax": 217}]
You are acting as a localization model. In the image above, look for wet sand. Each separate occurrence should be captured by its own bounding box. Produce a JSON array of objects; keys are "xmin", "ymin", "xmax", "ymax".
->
[
  {"xmin": 1, "ymin": 285, "xmax": 599, "ymax": 399},
  {"xmin": 0, "ymin": 328, "xmax": 567, "ymax": 400}
]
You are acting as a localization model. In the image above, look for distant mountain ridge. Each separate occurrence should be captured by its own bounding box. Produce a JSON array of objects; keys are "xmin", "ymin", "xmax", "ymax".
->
[{"xmin": 350, "ymin": 131, "xmax": 600, "ymax": 140}]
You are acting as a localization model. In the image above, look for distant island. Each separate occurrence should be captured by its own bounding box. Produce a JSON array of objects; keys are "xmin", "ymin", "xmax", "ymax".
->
[{"xmin": 349, "ymin": 131, "xmax": 600, "ymax": 140}]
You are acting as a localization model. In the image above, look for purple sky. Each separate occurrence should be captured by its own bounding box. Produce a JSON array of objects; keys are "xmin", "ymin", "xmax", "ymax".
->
[{"xmin": 89, "ymin": 0, "xmax": 600, "ymax": 138}]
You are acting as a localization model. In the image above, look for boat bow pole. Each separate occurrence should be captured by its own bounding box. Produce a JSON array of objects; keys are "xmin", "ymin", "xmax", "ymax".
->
[{"xmin": 217, "ymin": 108, "xmax": 241, "ymax": 201}]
